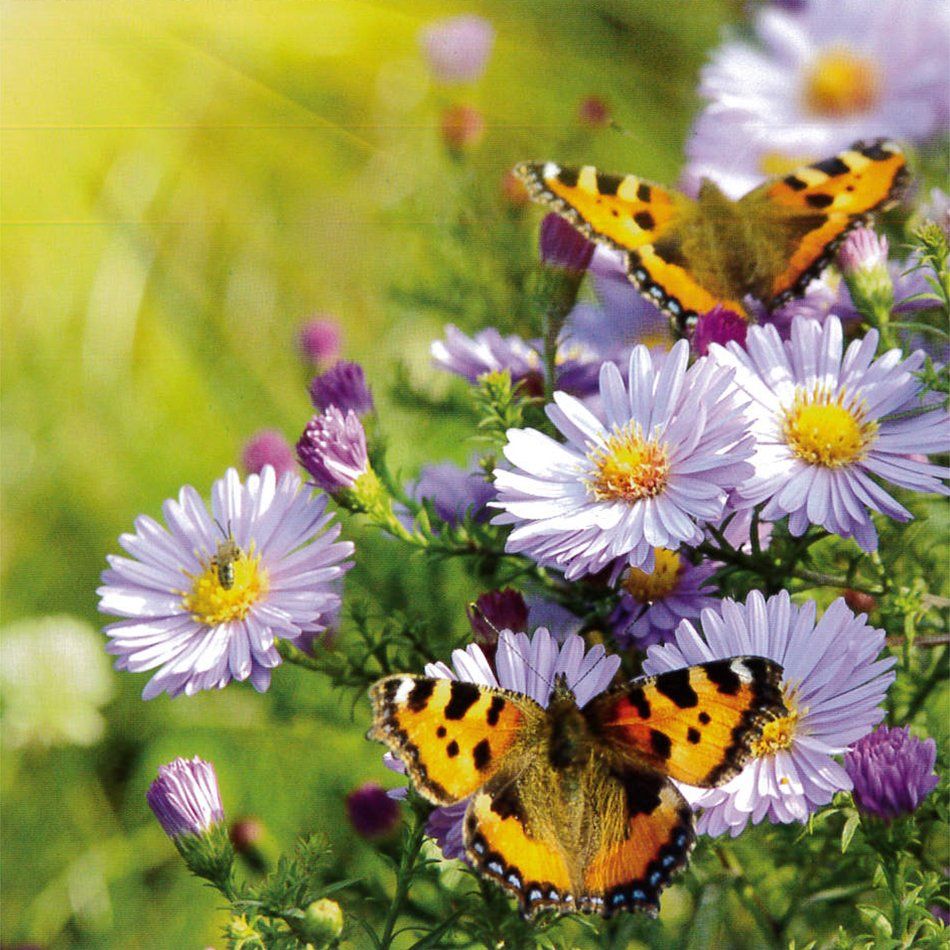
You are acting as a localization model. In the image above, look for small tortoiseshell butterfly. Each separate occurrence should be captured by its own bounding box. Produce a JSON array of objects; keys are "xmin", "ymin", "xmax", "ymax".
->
[
  {"xmin": 369, "ymin": 656, "xmax": 785, "ymax": 918},
  {"xmin": 515, "ymin": 138, "xmax": 907, "ymax": 335}
]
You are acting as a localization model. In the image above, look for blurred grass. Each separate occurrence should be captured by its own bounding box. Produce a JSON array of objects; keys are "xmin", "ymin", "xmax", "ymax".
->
[{"xmin": 1, "ymin": 1, "xmax": 739, "ymax": 945}]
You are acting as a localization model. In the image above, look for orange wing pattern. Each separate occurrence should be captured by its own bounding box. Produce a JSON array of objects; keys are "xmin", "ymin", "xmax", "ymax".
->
[
  {"xmin": 751, "ymin": 138, "xmax": 908, "ymax": 304},
  {"xmin": 368, "ymin": 675, "xmax": 536, "ymax": 805},
  {"xmin": 586, "ymin": 657, "xmax": 786, "ymax": 787},
  {"xmin": 582, "ymin": 774, "xmax": 694, "ymax": 917}
]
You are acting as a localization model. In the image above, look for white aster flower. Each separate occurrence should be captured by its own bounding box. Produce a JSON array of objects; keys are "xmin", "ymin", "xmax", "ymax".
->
[{"xmin": 98, "ymin": 466, "xmax": 354, "ymax": 699}]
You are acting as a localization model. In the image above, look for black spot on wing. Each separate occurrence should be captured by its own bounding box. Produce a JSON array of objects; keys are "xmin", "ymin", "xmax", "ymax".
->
[
  {"xmin": 634, "ymin": 210, "xmax": 655, "ymax": 231},
  {"xmin": 652, "ymin": 234, "xmax": 688, "ymax": 270},
  {"xmin": 812, "ymin": 156, "xmax": 850, "ymax": 176},
  {"xmin": 557, "ymin": 167, "xmax": 579, "ymax": 187},
  {"xmin": 446, "ymin": 740, "xmax": 459, "ymax": 758},
  {"xmin": 650, "ymin": 729, "xmax": 672, "ymax": 760},
  {"xmin": 489, "ymin": 783, "xmax": 525, "ymax": 822},
  {"xmin": 407, "ymin": 679, "xmax": 435, "ymax": 712},
  {"xmin": 473, "ymin": 738, "xmax": 492, "ymax": 771},
  {"xmin": 487, "ymin": 695, "xmax": 505, "ymax": 726},
  {"xmin": 445, "ymin": 681, "xmax": 480, "ymax": 719},
  {"xmin": 613, "ymin": 765, "xmax": 664, "ymax": 817},
  {"xmin": 784, "ymin": 175, "xmax": 808, "ymax": 191},
  {"xmin": 698, "ymin": 711, "xmax": 711, "ymax": 725},
  {"xmin": 687, "ymin": 727, "xmax": 701, "ymax": 744},
  {"xmin": 436, "ymin": 725, "xmax": 446, "ymax": 738},
  {"xmin": 627, "ymin": 686, "xmax": 651, "ymax": 719},
  {"xmin": 653, "ymin": 668, "xmax": 699, "ymax": 708},
  {"xmin": 705, "ymin": 661, "xmax": 741, "ymax": 696},
  {"xmin": 637, "ymin": 182, "xmax": 651, "ymax": 203},
  {"xmin": 596, "ymin": 172, "xmax": 622, "ymax": 196},
  {"xmin": 858, "ymin": 140, "xmax": 891, "ymax": 161},
  {"xmin": 805, "ymin": 193, "xmax": 834, "ymax": 209}
]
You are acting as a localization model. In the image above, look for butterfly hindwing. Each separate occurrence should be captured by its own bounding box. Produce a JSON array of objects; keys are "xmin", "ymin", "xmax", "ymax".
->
[
  {"xmin": 585, "ymin": 657, "xmax": 786, "ymax": 787},
  {"xmin": 747, "ymin": 138, "xmax": 908, "ymax": 305},
  {"xmin": 368, "ymin": 675, "xmax": 539, "ymax": 805}
]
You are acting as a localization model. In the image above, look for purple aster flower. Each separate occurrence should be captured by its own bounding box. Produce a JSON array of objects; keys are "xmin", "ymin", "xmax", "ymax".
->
[
  {"xmin": 920, "ymin": 186, "xmax": 950, "ymax": 238},
  {"xmin": 410, "ymin": 460, "xmax": 495, "ymax": 525},
  {"xmin": 387, "ymin": 628, "xmax": 620, "ymax": 858},
  {"xmin": 98, "ymin": 467, "xmax": 353, "ymax": 698},
  {"xmin": 691, "ymin": 306, "xmax": 748, "ymax": 357},
  {"xmin": 712, "ymin": 316, "xmax": 950, "ymax": 551},
  {"xmin": 845, "ymin": 725, "xmax": 940, "ymax": 820},
  {"xmin": 242, "ymin": 429, "xmax": 296, "ymax": 479},
  {"xmin": 431, "ymin": 325, "xmax": 544, "ymax": 391},
  {"xmin": 540, "ymin": 212, "xmax": 595, "ymax": 274},
  {"xmin": 609, "ymin": 550, "xmax": 720, "ymax": 650},
  {"xmin": 298, "ymin": 317, "xmax": 341, "ymax": 367},
  {"xmin": 419, "ymin": 14, "xmax": 494, "ymax": 84},
  {"xmin": 492, "ymin": 341, "xmax": 755, "ymax": 579},
  {"xmin": 685, "ymin": 0, "xmax": 950, "ymax": 198},
  {"xmin": 147, "ymin": 756, "xmax": 225, "ymax": 838},
  {"xmin": 346, "ymin": 782, "xmax": 401, "ymax": 838},
  {"xmin": 297, "ymin": 406, "xmax": 370, "ymax": 495},
  {"xmin": 309, "ymin": 360, "xmax": 375, "ymax": 417},
  {"xmin": 644, "ymin": 590, "xmax": 896, "ymax": 836}
]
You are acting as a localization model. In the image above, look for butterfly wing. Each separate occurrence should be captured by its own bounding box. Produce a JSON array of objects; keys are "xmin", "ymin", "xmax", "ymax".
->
[
  {"xmin": 515, "ymin": 161, "xmax": 745, "ymax": 331},
  {"xmin": 368, "ymin": 675, "xmax": 542, "ymax": 805},
  {"xmin": 584, "ymin": 657, "xmax": 785, "ymax": 787},
  {"xmin": 463, "ymin": 754, "xmax": 694, "ymax": 918},
  {"xmin": 741, "ymin": 138, "xmax": 908, "ymax": 307}
]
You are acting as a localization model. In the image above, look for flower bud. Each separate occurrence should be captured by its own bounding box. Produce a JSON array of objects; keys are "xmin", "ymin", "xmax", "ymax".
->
[
  {"xmin": 419, "ymin": 14, "xmax": 494, "ymax": 84},
  {"xmin": 147, "ymin": 757, "xmax": 234, "ymax": 884},
  {"xmin": 539, "ymin": 213, "xmax": 595, "ymax": 275},
  {"xmin": 578, "ymin": 95, "xmax": 611, "ymax": 129},
  {"xmin": 467, "ymin": 589, "xmax": 529, "ymax": 652},
  {"xmin": 300, "ymin": 898, "xmax": 344, "ymax": 946},
  {"xmin": 345, "ymin": 781, "xmax": 401, "ymax": 839},
  {"xmin": 242, "ymin": 430, "xmax": 296, "ymax": 479},
  {"xmin": 298, "ymin": 318, "xmax": 342, "ymax": 368},
  {"xmin": 842, "ymin": 588, "xmax": 876, "ymax": 615},
  {"xmin": 309, "ymin": 360, "xmax": 375, "ymax": 417},
  {"xmin": 692, "ymin": 305, "xmax": 748, "ymax": 355},
  {"xmin": 440, "ymin": 104, "xmax": 485, "ymax": 152},
  {"xmin": 838, "ymin": 227, "xmax": 894, "ymax": 322}
]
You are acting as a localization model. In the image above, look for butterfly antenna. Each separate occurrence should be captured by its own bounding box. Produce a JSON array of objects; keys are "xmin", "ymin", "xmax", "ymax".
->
[{"xmin": 467, "ymin": 602, "xmax": 555, "ymax": 694}]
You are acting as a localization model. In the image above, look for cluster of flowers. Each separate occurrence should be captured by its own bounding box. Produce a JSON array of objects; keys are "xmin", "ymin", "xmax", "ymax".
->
[{"xmin": 94, "ymin": 1, "xmax": 948, "ymax": 926}]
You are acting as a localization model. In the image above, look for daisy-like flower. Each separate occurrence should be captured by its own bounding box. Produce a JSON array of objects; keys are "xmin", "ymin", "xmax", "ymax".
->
[
  {"xmin": 644, "ymin": 590, "xmax": 896, "ymax": 836},
  {"xmin": 493, "ymin": 341, "xmax": 755, "ymax": 579},
  {"xmin": 98, "ymin": 467, "xmax": 354, "ymax": 699},
  {"xmin": 609, "ymin": 549, "xmax": 720, "ymax": 650},
  {"xmin": 685, "ymin": 0, "xmax": 950, "ymax": 197},
  {"xmin": 387, "ymin": 628, "xmax": 620, "ymax": 858},
  {"xmin": 712, "ymin": 316, "xmax": 950, "ymax": 551}
]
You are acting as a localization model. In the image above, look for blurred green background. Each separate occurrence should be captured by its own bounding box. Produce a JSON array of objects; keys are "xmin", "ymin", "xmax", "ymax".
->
[{"xmin": 1, "ymin": 1, "xmax": 745, "ymax": 945}]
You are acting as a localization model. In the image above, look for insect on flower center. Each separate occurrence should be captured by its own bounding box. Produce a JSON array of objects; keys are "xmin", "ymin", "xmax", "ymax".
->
[
  {"xmin": 622, "ymin": 548, "xmax": 682, "ymax": 602},
  {"xmin": 783, "ymin": 387, "xmax": 878, "ymax": 468},
  {"xmin": 183, "ymin": 547, "xmax": 268, "ymax": 626},
  {"xmin": 752, "ymin": 691, "xmax": 801, "ymax": 758},
  {"xmin": 588, "ymin": 424, "xmax": 670, "ymax": 503},
  {"xmin": 804, "ymin": 47, "xmax": 881, "ymax": 118}
]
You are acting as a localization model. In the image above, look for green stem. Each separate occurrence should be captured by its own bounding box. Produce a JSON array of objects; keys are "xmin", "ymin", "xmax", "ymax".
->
[
  {"xmin": 903, "ymin": 645, "xmax": 949, "ymax": 722},
  {"xmin": 379, "ymin": 806, "xmax": 428, "ymax": 950},
  {"xmin": 276, "ymin": 639, "xmax": 323, "ymax": 672},
  {"xmin": 715, "ymin": 844, "xmax": 782, "ymax": 946}
]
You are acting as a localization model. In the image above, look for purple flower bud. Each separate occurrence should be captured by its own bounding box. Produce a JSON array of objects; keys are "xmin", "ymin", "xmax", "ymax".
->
[
  {"xmin": 419, "ymin": 14, "xmax": 494, "ymax": 84},
  {"xmin": 298, "ymin": 317, "xmax": 342, "ymax": 367},
  {"xmin": 147, "ymin": 756, "xmax": 224, "ymax": 839},
  {"xmin": 844, "ymin": 725, "xmax": 940, "ymax": 820},
  {"xmin": 692, "ymin": 304, "xmax": 748, "ymax": 356},
  {"xmin": 309, "ymin": 360, "xmax": 375, "ymax": 416},
  {"xmin": 345, "ymin": 782, "xmax": 400, "ymax": 838},
  {"xmin": 578, "ymin": 95, "xmax": 611, "ymax": 129},
  {"xmin": 296, "ymin": 406, "xmax": 369, "ymax": 495},
  {"xmin": 467, "ymin": 589, "xmax": 529, "ymax": 651},
  {"xmin": 838, "ymin": 226, "xmax": 889, "ymax": 276},
  {"xmin": 539, "ymin": 213, "xmax": 595, "ymax": 274},
  {"xmin": 241, "ymin": 430, "xmax": 296, "ymax": 478}
]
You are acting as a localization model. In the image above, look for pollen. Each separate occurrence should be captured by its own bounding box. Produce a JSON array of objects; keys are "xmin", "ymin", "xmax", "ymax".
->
[
  {"xmin": 804, "ymin": 47, "xmax": 880, "ymax": 118},
  {"xmin": 182, "ymin": 547, "xmax": 268, "ymax": 627},
  {"xmin": 587, "ymin": 423, "xmax": 670, "ymax": 503},
  {"xmin": 783, "ymin": 386, "xmax": 878, "ymax": 468},
  {"xmin": 752, "ymin": 691, "xmax": 801, "ymax": 758},
  {"xmin": 622, "ymin": 548, "xmax": 682, "ymax": 602}
]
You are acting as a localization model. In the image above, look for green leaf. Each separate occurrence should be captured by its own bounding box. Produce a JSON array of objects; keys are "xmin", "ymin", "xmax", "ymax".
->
[{"xmin": 841, "ymin": 811, "xmax": 861, "ymax": 853}]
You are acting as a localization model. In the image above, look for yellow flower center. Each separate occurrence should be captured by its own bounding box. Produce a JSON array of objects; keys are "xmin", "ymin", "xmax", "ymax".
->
[
  {"xmin": 752, "ymin": 689, "xmax": 801, "ymax": 758},
  {"xmin": 587, "ymin": 424, "xmax": 670, "ymax": 503},
  {"xmin": 622, "ymin": 548, "xmax": 682, "ymax": 602},
  {"xmin": 783, "ymin": 386, "xmax": 878, "ymax": 468},
  {"xmin": 804, "ymin": 47, "xmax": 880, "ymax": 118},
  {"xmin": 182, "ymin": 546, "xmax": 268, "ymax": 626}
]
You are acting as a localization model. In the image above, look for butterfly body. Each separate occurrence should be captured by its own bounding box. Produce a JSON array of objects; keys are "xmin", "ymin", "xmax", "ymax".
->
[
  {"xmin": 516, "ymin": 139, "xmax": 907, "ymax": 334},
  {"xmin": 369, "ymin": 657, "xmax": 786, "ymax": 918}
]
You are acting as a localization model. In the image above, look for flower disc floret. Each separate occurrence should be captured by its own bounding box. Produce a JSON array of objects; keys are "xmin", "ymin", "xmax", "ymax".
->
[
  {"xmin": 493, "ymin": 341, "xmax": 754, "ymax": 579},
  {"xmin": 712, "ymin": 316, "xmax": 950, "ymax": 551}
]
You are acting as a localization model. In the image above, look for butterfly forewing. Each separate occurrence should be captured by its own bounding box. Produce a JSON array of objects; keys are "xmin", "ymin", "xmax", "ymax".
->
[{"xmin": 585, "ymin": 657, "xmax": 786, "ymax": 787}]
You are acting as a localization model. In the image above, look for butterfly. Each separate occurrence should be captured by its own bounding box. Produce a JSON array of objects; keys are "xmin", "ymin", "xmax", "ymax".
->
[
  {"xmin": 369, "ymin": 655, "xmax": 785, "ymax": 918},
  {"xmin": 515, "ymin": 138, "xmax": 907, "ymax": 335}
]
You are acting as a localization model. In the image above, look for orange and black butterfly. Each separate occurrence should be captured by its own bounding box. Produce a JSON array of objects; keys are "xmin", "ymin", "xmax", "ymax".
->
[
  {"xmin": 369, "ymin": 657, "xmax": 785, "ymax": 918},
  {"xmin": 515, "ymin": 138, "xmax": 907, "ymax": 335}
]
